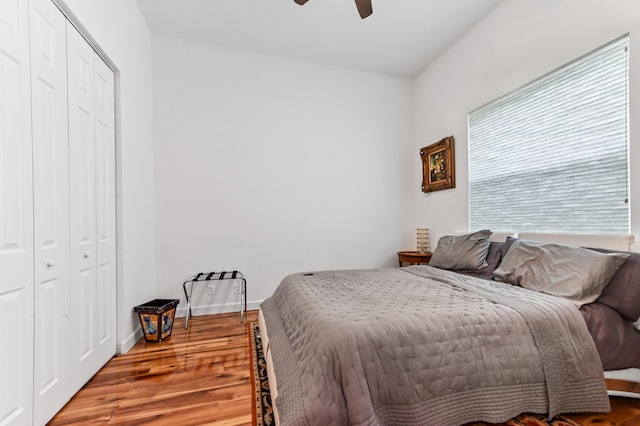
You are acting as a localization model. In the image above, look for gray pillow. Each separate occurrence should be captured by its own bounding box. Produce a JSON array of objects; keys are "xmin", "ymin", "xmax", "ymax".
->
[
  {"xmin": 588, "ymin": 248, "xmax": 640, "ymax": 322},
  {"xmin": 493, "ymin": 239, "xmax": 629, "ymax": 307},
  {"xmin": 429, "ymin": 230, "xmax": 492, "ymax": 270}
]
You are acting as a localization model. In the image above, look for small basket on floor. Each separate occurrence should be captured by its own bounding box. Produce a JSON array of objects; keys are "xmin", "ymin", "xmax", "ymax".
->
[{"xmin": 134, "ymin": 299, "xmax": 180, "ymax": 342}]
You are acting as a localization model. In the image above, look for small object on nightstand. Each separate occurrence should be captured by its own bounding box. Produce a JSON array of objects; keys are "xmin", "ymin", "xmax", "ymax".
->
[
  {"xmin": 416, "ymin": 228, "xmax": 430, "ymax": 253},
  {"xmin": 397, "ymin": 251, "xmax": 433, "ymax": 267}
]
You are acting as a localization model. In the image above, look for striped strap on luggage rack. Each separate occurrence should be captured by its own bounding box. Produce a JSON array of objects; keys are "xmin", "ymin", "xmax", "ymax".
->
[{"xmin": 192, "ymin": 271, "xmax": 240, "ymax": 281}]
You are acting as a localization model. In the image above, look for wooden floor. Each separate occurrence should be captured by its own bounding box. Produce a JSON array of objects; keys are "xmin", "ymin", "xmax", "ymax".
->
[
  {"xmin": 48, "ymin": 310, "xmax": 640, "ymax": 426},
  {"xmin": 49, "ymin": 311, "xmax": 259, "ymax": 426}
]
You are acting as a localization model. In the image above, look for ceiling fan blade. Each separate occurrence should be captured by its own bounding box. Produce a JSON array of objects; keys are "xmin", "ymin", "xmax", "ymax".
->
[
  {"xmin": 293, "ymin": 0, "xmax": 372, "ymax": 19},
  {"xmin": 354, "ymin": 0, "xmax": 372, "ymax": 19}
]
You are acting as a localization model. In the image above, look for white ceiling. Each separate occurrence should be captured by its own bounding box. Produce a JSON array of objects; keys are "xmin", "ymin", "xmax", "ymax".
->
[{"xmin": 135, "ymin": 0, "xmax": 502, "ymax": 77}]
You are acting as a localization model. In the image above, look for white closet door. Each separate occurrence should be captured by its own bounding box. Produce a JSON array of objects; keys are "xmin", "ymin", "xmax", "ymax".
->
[
  {"xmin": 93, "ymin": 50, "xmax": 116, "ymax": 370},
  {"xmin": 0, "ymin": 0, "xmax": 34, "ymax": 425},
  {"xmin": 67, "ymin": 21, "xmax": 116, "ymax": 390},
  {"xmin": 29, "ymin": 0, "xmax": 71, "ymax": 423},
  {"xmin": 67, "ymin": 22, "xmax": 100, "ymax": 390}
]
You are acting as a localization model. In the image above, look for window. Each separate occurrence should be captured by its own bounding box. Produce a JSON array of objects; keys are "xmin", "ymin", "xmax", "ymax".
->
[{"xmin": 468, "ymin": 35, "xmax": 629, "ymax": 234}]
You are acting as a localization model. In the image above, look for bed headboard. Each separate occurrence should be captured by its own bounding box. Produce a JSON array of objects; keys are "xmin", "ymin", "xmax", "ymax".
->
[
  {"xmin": 517, "ymin": 232, "xmax": 635, "ymax": 252},
  {"xmin": 451, "ymin": 231, "xmax": 639, "ymax": 252},
  {"xmin": 452, "ymin": 231, "xmax": 516, "ymax": 243}
]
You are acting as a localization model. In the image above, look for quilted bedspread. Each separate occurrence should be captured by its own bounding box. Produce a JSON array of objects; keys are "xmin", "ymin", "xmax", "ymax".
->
[{"xmin": 260, "ymin": 265, "xmax": 610, "ymax": 426}]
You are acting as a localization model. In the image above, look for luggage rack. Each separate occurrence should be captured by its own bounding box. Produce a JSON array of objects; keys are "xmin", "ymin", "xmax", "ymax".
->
[{"xmin": 182, "ymin": 270, "xmax": 246, "ymax": 328}]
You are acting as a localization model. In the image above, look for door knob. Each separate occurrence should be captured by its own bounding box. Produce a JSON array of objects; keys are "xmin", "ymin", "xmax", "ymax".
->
[
  {"xmin": 84, "ymin": 252, "xmax": 91, "ymax": 258},
  {"xmin": 46, "ymin": 259, "xmax": 56, "ymax": 268}
]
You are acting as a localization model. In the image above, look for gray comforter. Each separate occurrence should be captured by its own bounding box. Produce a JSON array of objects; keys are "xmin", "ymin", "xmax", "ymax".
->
[{"xmin": 260, "ymin": 265, "xmax": 610, "ymax": 426}]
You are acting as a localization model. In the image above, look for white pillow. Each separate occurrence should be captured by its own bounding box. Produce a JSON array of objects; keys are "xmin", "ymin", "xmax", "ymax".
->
[{"xmin": 493, "ymin": 239, "xmax": 629, "ymax": 308}]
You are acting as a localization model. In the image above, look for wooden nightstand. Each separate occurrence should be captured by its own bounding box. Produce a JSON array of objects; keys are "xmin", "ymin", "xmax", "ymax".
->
[{"xmin": 397, "ymin": 251, "xmax": 432, "ymax": 266}]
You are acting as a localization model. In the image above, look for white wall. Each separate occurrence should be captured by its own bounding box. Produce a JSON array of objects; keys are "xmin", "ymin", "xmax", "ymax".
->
[
  {"xmin": 55, "ymin": 0, "xmax": 156, "ymax": 352},
  {"xmin": 153, "ymin": 36, "xmax": 414, "ymax": 314},
  {"xmin": 51, "ymin": 0, "xmax": 640, "ymax": 352},
  {"xmin": 415, "ymin": 0, "xmax": 640, "ymax": 246}
]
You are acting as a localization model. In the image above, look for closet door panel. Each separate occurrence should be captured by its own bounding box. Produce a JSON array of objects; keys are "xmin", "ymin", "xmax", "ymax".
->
[
  {"xmin": 0, "ymin": 0, "xmax": 34, "ymax": 425},
  {"xmin": 94, "ymin": 57, "xmax": 116, "ymax": 364},
  {"xmin": 29, "ymin": 0, "xmax": 71, "ymax": 423},
  {"xmin": 67, "ymin": 22, "xmax": 99, "ymax": 390}
]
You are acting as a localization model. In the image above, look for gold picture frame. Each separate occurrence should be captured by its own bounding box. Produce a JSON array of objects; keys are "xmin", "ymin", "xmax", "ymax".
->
[{"xmin": 420, "ymin": 136, "xmax": 455, "ymax": 193}]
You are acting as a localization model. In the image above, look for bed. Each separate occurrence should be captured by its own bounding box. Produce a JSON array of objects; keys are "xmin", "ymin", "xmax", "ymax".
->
[{"xmin": 259, "ymin": 231, "xmax": 640, "ymax": 425}]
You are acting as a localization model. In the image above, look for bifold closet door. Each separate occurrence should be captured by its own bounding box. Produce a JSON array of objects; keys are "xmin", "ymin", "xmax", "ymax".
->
[
  {"xmin": 94, "ymin": 48, "xmax": 117, "ymax": 372},
  {"xmin": 0, "ymin": 0, "xmax": 35, "ymax": 425},
  {"xmin": 29, "ymin": 0, "xmax": 72, "ymax": 423},
  {"xmin": 67, "ymin": 21, "xmax": 116, "ymax": 392}
]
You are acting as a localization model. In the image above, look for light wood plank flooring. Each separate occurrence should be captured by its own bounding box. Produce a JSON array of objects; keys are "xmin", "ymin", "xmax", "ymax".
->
[
  {"xmin": 49, "ymin": 311, "xmax": 258, "ymax": 425},
  {"xmin": 49, "ymin": 310, "xmax": 640, "ymax": 425}
]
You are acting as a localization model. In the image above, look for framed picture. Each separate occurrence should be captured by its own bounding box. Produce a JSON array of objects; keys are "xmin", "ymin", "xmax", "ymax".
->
[{"xmin": 420, "ymin": 136, "xmax": 455, "ymax": 193}]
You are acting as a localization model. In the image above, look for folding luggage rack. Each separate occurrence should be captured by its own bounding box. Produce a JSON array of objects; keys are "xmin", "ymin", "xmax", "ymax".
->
[{"xmin": 182, "ymin": 270, "xmax": 246, "ymax": 328}]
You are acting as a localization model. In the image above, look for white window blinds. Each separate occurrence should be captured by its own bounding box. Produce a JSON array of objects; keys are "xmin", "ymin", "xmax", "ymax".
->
[{"xmin": 468, "ymin": 35, "xmax": 629, "ymax": 234}]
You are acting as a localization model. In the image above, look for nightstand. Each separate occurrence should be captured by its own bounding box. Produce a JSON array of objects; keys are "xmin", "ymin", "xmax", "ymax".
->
[{"xmin": 397, "ymin": 251, "xmax": 432, "ymax": 266}]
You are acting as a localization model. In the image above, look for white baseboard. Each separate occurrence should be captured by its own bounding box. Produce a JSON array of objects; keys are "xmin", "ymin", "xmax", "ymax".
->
[
  {"xmin": 608, "ymin": 390, "xmax": 640, "ymax": 399},
  {"xmin": 120, "ymin": 300, "xmax": 264, "ymax": 355},
  {"xmin": 176, "ymin": 300, "xmax": 262, "ymax": 318},
  {"xmin": 120, "ymin": 327, "xmax": 144, "ymax": 354}
]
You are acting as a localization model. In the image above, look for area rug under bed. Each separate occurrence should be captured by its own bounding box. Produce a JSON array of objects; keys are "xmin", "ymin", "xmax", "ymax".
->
[{"xmin": 248, "ymin": 322, "xmax": 581, "ymax": 426}]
